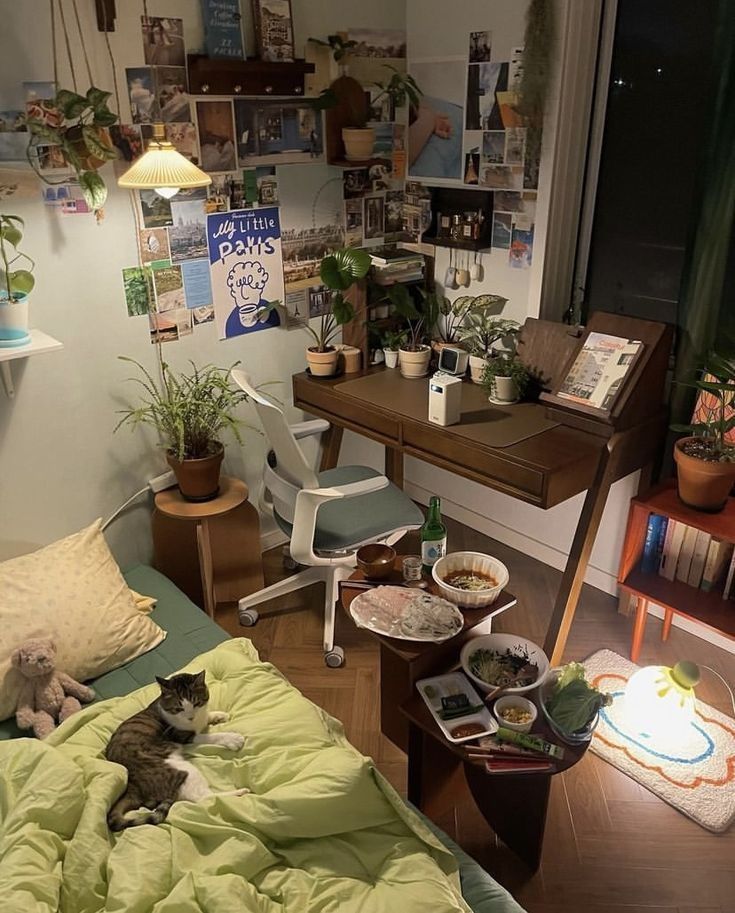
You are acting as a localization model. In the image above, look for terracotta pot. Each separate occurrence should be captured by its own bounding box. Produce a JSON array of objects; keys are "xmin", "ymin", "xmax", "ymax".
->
[
  {"xmin": 339, "ymin": 344, "xmax": 361, "ymax": 374},
  {"xmin": 342, "ymin": 127, "xmax": 375, "ymax": 162},
  {"xmin": 674, "ymin": 437, "xmax": 735, "ymax": 512},
  {"xmin": 306, "ymin": 346, "xmax": 339, "ymax": 376},
  {"xmin": 469, "ymin": 354, "xmax": 488, "ymax": 384},
  {"xmin": 399, "ymin": 345, "xmax": 432, "ymax": 378},
  {"xmin": 166, "ymin": 443, "xmax": 224, "ymax": 502}
]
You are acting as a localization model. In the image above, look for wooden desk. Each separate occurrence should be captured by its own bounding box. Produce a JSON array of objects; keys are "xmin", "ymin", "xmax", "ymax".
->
[{"xmin": 293, "ymin": 368, "xmax": 667, "ymax": 663}]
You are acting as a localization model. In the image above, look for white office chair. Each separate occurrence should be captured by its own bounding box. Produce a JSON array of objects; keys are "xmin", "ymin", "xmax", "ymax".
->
[{"xmin": 231, "ymin": 369, "xmax": 423, "ymax": 667}]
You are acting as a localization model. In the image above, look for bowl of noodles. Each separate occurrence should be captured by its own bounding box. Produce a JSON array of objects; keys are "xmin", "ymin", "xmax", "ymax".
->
[
  {"xmin": 460, "ymin": 633, "xmax": 549, "ymax": 695},
  {"xmin": 432, "ymin": 551, "xmax": 509, "ymax": 608}
]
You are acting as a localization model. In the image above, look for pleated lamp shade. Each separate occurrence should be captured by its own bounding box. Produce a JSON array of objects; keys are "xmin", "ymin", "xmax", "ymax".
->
[{"xmin": 118, "ymin": 124, "xmax": 211, "ymax": 198}]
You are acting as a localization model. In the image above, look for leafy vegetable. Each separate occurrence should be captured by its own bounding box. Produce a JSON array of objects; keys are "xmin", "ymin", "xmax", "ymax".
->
[{"xmin": 545, "ymin": 664, "xmax": 613, "ymax": 734}]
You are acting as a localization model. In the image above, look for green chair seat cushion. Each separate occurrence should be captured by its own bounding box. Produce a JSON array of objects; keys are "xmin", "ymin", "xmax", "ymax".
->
[{"xmin": 273, "ymin": 465, "xmax": 424, "ymax": 552}]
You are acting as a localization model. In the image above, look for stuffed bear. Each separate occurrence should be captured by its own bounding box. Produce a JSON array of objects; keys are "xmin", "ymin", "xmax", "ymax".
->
[{"xmin": 11, "ymin": 638, "xmax": 95, "ymax": 739}]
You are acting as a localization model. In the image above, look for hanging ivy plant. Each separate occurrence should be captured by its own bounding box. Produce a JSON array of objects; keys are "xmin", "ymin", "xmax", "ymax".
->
[{"xmin": 25, "ymin": 86, "xmax": 119, "ymax": 219}]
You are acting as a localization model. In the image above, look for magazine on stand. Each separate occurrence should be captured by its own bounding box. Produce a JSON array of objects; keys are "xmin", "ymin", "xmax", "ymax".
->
[{"xmin": 556, "ymin": 332, "xmax": 643, "ymax": 412}]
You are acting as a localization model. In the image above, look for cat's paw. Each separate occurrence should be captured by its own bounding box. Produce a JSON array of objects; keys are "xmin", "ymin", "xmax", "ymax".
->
[
  {"xmin": 208, "ymin": 711, "xmax": 229, "ymax": 725},
  {"xmin": 219, "ymin": 732, "xmax": 245, "ymax": 751}
]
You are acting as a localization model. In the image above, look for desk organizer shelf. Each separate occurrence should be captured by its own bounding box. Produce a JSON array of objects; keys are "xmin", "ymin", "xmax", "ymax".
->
[
  {"xmin": 0, "ymin": 329, "xmax": 63, "ymax": 398},
  {"xmin": 187, "ymin": 55, "xmax": 314, "ymax": 96}
]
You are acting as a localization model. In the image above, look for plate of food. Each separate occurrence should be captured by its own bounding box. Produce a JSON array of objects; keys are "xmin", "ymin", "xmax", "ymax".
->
[
  {"xmin": 416, "ymin": 671, "xmax": 497, "ymax": 743},
  {"xmin": 460, "ymin": 633, "xmax": 549, "ymax": 694},
  {"xmin": 349, "ymin": 585, "xmax": 464, "ymax": 642}
]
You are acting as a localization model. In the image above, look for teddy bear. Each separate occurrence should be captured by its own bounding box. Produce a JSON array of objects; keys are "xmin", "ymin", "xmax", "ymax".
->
[{"xmin": 11, "ymin": 637, "xmax": 96, "ymax": 739}]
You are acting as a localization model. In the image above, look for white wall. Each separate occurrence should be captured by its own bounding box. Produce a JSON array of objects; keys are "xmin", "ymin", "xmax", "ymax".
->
[{"xmin": 0, "ymin": 0, "xmax": 404, "ymax": 567}]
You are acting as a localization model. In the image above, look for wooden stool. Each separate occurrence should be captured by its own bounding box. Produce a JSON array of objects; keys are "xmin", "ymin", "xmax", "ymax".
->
[{"xmin": 152, "ymin": 476, "xmax": 264, "ymax": 617}]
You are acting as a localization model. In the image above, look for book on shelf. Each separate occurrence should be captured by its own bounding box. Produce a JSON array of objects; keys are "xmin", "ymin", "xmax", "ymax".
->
[
  {"xmin": 723, "ymin": 549, "xmax": 735, "ymax": 600},
  {"xmin": 369, "ymin": 246, "xmax": 424, "ymax": 265},
  {"xmin": 372, "ymin": 271, "xmax": 424, "ymax": 286},
  {"xmin": 659, "ymin": 519, "xmax": 680, "ymax": 578},
  {"xmin": 641, "ymin": 514, "xmax": 666, "ymax": 574},
  {"xmin": 701, "ymin": 539, "xmax": 734, "ymax": 592},
  {"xmin": 687, "ymin": 529, "xmax": 712, "ymax": 587},
  {"xmin": 555, "ymin": 332, "xmax": 644, "ymax": 412},
  {"xmin": 675, "ymin": 525, "xmax": 700, "ymax": 583},
  {"xmin": 200, "ymin": 0, "xmax": 245, "ymax": 59}
]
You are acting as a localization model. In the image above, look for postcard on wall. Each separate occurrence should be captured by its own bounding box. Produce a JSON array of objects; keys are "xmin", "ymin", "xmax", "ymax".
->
[
  {"xmin": 181, "ymin": 259, "xmax": 212, "ymax": 308},
  {"xmin": 206, "ymin": 207, "xmax": 283, "ymax": 339},
  {"xmin": 152, "ymin": 264, "xmax": 185, "ymax": 312},
  {"xmin": 234, "ymin": 99, "xmax": 323, "ymax": 167},
  {"xmin": 122, "ymin": 266, "xmax": 153, "ymax": 317},
  {"xmin": 408, "ymin": 58, "xmax": 465, "ymax": 183},
  {"xmin": 283, "ymin": 288, "xmax": 308, "ymax": 327},
  {"xmin": 509, "ymin": 225, "xmax": 533, "ymax": 269},
  {"xmin": 139, "ymin": 189, "xmax": 173, "ymax": 228},
  {"xmin": 363, "ymin": 194, "xmax": 385, "ymax": 244},
  {"xmin": 141, "ymin": 17, "xmax": 186, "ymax": 67},
  {"xmin": 469, "ymin": 31, "xmax": 492, "ymax": 63},
  {"xmin": 195, "ymin": 100, "xmax": 237, "ymax": 172},
  {"xmin": 0, "ymin": 110, "xmax": 29, "ymax": 162},
  {"xmin": 509, "ymin": 46, "xmax": 525, "ymax": 91},
  {"xmin": 155, "ymin": 67, "xmax": 190, "ymax": 123},
  {"xmin": 348, "ymin": 29, "xmax": 406, "ymax": 58},
  {"xmin": 556, "ymin": 333, "xmax": 643, "ymax": 411},
  {"xmin": 201, "ymin": 0, "xmax": 245, "ymax": 59},
  {"xmin": 150, "ymin": 311, "xmax": 178, "ymax": 344},
  {"xmin": 138, "ymin": 227, "xmax": 171, "ymax": 265},
  {"xmin": 491, "ymin": 213, "xmax": 512, "ymax": 249},
  {"xmin": 110, "ymin": 124, "xmax": 143, "ymax": 175},
  {"xmin": 281, "ymin": 221, "xmax": 343, "ymax": 291},
  {"xmin": 344, "ymin": 198, "xmax": 364, "ymax": 247},
  {"xmin": 192, "ymin": 305, "xmax": 215, "ymax": 326},
  {"xmin": 169, "ymin": 199, "xmax": 208, "ymax": 262},
  {"xmin": 126, "ymin": 67, "xmax": 160, "ymax": 124},
  {"xmin": 252, "ymin": 0, "xmax": 294, "ymax": 62}
]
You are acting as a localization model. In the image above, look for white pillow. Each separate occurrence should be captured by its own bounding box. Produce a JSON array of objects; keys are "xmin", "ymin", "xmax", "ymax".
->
[{"xmin": 0, "ymin": 520, "xmax": 165, "ymax": 722}]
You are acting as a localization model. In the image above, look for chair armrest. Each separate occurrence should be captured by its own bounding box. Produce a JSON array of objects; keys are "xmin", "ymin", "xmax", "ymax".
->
[
  {"xmin": 290, "ymin": 419, "xmax": 330, "ymax": 440},
  {"xmin": 307, "ymin": 476, "xmax": 390, "ymax": 501}
]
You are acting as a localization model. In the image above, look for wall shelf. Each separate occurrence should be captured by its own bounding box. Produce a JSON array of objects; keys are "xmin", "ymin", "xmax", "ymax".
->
[
  {"xmin": 421, "ymin": 234, "xmax": 492, "ymax": 252},
  {"xmin": 187, "ymin": 55, "xmax": 314, "ymax": 97},
  {"xmin": 0, "ymin": 329, "xmax": 63, "ymax": 398}
]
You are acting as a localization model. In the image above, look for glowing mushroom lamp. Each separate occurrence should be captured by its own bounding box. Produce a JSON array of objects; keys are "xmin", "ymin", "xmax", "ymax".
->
[
  {"xmin": 624, "ymin": 660, "xmax": 699, "ymax": 741},
  {"xmin": 117, "ymin": 123, "xmax": 211, "ymax": 199}
]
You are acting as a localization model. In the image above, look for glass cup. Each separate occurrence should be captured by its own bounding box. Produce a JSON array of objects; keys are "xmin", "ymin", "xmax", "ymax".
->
[{"xmin": 402, "ymin": 555, "xmax": 424, "ymax": 585}]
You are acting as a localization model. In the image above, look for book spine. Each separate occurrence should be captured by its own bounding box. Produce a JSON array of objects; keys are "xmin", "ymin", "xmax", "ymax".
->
[
  {"xmin": 662, "ymin": 520, "xmax": 687, "ymax": 581},
  {"xmin": 676, "ymin": 526, "xmax": 699, "ymax": 583},
  {"xmin": 658, "ymin": 519, "xmax": 677, "ymax": 576},
  {"xmin": 641, "ymin": 514, "xmax": 663, "ymax": 574},
  {"xmin": 723, "ymin": 549, "xmax": 735, "ymax": 599},
  {"xmin": 687, "ymin": 530, "xmax": 712, "ymax": 587},
  {"xmin": 701, "ymin": 539, "xmax": 722, "ymax": 592}
]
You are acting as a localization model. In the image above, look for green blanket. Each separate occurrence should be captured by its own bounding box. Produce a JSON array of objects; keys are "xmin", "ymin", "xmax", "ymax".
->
[{"xmin": 0, "ymin": 640, "xmax": 471, "ymax": 913}]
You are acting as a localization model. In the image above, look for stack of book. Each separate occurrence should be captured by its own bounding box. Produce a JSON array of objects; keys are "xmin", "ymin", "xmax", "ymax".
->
[
  {"xmin": 641, "ymin": 513, "xmax": 735, "ymax": 598},
  {"xmin": 369, "ymin": 246, "xmax": 425, "ymax": 285}
]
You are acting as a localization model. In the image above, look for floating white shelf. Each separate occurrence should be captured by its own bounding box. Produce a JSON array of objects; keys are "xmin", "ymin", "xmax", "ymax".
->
[{"xmin": 0, "ymin": 329, "xmax": 64, "ymax": 398}]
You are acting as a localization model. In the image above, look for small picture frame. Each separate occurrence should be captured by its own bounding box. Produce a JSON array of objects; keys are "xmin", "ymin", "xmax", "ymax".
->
[{"xmin": 252, "ymin": 0, "xmax": 295, "ymax": 62}]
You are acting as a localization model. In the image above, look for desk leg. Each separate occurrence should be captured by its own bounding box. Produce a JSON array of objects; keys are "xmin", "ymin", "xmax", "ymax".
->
[
  {"xmin": 196, "ymin": 519, "xmax": 216, "ymax": 618},
  {"xmin": 464, "ymin": 762, "xmax": 551, "ymax": 872},
  {"xmin": 544, "ymin": 444, "xmax": 615, "ymax": 665},
  {"xmin": 320, "ymin": 425, "xmax": 343, "ymax": 471},
  {"xmin": 385, "ymin": 447, "xmax": 404, "ymax": 488}
]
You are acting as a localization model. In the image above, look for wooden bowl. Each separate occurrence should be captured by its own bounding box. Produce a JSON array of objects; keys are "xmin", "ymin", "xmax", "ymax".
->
[{"xmin": 356, "ymin": 544, "xmax": 396, "ymax": 580}]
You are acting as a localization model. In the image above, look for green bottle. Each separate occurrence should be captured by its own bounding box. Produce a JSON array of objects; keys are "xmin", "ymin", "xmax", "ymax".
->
[{"xmin": 421, "ymin": 496, "xmax": 447, "ymax": 572}]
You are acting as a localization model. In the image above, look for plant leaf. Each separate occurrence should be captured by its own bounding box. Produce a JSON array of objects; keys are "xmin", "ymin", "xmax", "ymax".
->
[
  {"xmin": 26, "ymin": 120, "xmax": 63, "ymax": 144},
  {"xmin": 319, "ymin": 247, "xmax": 371, "ymax": 290},
  {"xmin": 55, "ymin": 89, "xmax": 88, "ymax": 120},
  {"xmin": 78, "ymin": 170, "xmax": 108, "ymax": 211},
  {"xmin": 92, "ymin": 108, "xmax": 119, "ymax": 127},
  {"xmin": 86, "ymin": 87, "xmax": 112, "ymax": 110},
  {"xmin": 0, "ymin": 225, "xmax": 22, "ymax": 247},
  {"xmin": 8, "ymin": 270, "xmax": 34, "ymax": 294},
  {"xmin": 82, "ymin": 125, "xmax": 117, "ymax": 161}
]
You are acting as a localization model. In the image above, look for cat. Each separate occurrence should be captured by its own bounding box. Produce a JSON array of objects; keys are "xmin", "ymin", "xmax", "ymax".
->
[{"xmin": 106, "ymin": 670, "xmax": 248, "ymax": 831}]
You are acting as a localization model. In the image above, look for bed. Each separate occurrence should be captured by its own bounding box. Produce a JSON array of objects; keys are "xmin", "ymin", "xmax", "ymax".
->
[{"xmin": 0, "ymin": 565, "xmax": 524, "ymax": 913}]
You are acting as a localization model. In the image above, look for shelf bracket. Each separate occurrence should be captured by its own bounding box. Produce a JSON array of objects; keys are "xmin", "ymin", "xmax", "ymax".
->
[{"xmin": 1, "ymin": 362, "xmax": 15, "ymax": 398}]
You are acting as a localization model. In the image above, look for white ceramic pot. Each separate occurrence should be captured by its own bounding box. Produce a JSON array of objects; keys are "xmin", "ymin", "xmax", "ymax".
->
[
  {"xmin": 399, "ymin": 345, "xmax": 431, "ymax": 378},
  {"xmin": 306, "ymin": 347, "xmax": 339, "ymax": 377},
  {"xmin": 375, "ymin": 304, "xmax": 389, "ymax": 319},
  {"xmin": 384, "ymin": 348, "xmax": 399, "ymax": 368},
  {"xmin": 468, "ymin": 353, "xmax": 487, "ymax": 385},
  {"xmin": 489, "ymin": 375, "xmax": 519, "ymax": 404},
  {"xmin": 0, "ymin": 294, "xmax": 29, "ymax": 342},
  {"xmin": 342, "ymin": 127, "xmax": 375, "ymax": 162}
]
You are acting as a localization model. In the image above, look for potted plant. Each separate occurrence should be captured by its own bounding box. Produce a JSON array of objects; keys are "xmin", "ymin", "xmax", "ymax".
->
[
  {"xmin": 0, "ymin": 214, "xmax": 34, "ymax": 345},
  {"xmin": 671, "ymin": 351, "xmax": 735, "ymax": 511},
  {"xmin": 372, "ymin": 65, "xmax": 422, "ymax": 117},
  {"xmin": 388, "ymin": 284, "xmax": 435, "ymax": 378},
  {"xmin": 381, "ymin": 328, "xmax": 406, "ymax": 369},
  {"xmin": 116, "ymin": 358, "xmax": 253, "ymax": 502},
  {"xmin": 481, "ymin": 352, "xmax": 530, "ymax": 405},
  {"xmin": 305, "ymin": 247, "xmax": 371, "ymax": 376},
  {"xmin": 457, "ymin": 308, "xmax": 519, "ymax": 384},
  {"xmin": 25, "ymin": 86, "xmax": 118, "ymax": 219}
]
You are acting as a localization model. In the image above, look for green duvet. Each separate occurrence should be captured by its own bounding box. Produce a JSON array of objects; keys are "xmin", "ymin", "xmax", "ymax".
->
[{"xmin": 0, "ymin": 639, "xmax": 470, "ymax": 913}]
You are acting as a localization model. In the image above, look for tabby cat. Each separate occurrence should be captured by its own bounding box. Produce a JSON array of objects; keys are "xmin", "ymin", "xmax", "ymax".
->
[{"xmin": 106, "ymin": 670, "xmax": 248, "ymax": 831}]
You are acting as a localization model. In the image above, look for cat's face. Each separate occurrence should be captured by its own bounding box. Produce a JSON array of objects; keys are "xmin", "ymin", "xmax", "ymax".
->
[{"xmin": 155, "ymin": 671, "xmax": 209, "ymax": 732}]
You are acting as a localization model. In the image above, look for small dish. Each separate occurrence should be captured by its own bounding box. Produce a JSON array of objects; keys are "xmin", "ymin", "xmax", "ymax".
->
[
  {"xmin": 356, "ymin": 543, "xmax": 396, "ymax": 580},
  {"xmin": 492, "ymin": 695, "xmax": 537, "ymax": 733}
]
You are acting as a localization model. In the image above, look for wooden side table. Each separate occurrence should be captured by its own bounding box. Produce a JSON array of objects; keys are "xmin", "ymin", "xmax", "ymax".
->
[
  {"xmin": 152, "ymin": 476, "xmax": 264, "ymax": 617},
  {"xmin": 400, "ymin": 691, "xmax": 588, "ymax": 871},
  {"xmin": 340, "ymin": 559, "xmax": 517, "ymax": 751}
]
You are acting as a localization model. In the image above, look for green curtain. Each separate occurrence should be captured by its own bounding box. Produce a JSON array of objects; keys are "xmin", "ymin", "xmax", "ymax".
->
[{"xmin": 670, "ymin": 0, "xmax": 735, "ymax": 425}]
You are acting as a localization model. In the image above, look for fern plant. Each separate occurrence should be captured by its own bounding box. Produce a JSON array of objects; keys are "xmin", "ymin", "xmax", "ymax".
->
[{"xmin": 115, "ymin": 358, "xmax": 255, "ymax": 461}]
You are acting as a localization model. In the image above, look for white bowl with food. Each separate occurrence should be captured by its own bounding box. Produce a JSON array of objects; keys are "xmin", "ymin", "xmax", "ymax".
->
[
  {"xmin": 460, "ymin": 633, "xmax": 549, "ymax": 695},
  {"xmin": 431, "ymin": 551, "xmax": 509, "ymax": 608},
  {"xmin": 492, "ymin": 695, "xmax": 537, "ymax": 733}
]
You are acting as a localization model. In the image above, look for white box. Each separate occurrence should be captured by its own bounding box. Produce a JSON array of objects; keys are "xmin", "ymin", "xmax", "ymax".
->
[{"xmin": 428, "ymin": 373, "xmax": 463, "ymax": 426}]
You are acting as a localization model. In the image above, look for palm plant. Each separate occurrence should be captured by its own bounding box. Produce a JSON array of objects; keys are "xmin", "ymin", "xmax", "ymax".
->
[
  {"xmin": 387, "ymin": 283, "xmax": 438, "ymax": 351},
  {"xmin": 671, "ymin": 350, "xmax": 735, "ymax": 462},
  {"xmin": 306, "ymin": 247, "xmax": 371, "ymax": 352},
  {"xmin": 115, "ymin": 358, "xmax": 254, "ymax": 461},
  {"xmin": 372, "ymin": 66, "xmax": 422, "ymax": 111}
]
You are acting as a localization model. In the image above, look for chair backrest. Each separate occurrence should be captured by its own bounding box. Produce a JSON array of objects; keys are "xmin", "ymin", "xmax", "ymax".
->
[{"xmin": 231, "ymin": 370, "xmax": 319, "ymax": 498}]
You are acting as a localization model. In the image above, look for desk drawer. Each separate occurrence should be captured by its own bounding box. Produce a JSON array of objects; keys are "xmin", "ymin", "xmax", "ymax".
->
[{"xmin": 402, "ymin": 420, "xmax": 544, "ymax": 500}]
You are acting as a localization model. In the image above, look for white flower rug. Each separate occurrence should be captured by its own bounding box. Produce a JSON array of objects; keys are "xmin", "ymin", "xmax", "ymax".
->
[{"xmin": 583, "ymin": 649, "xmax": 735, "ymax": 833}]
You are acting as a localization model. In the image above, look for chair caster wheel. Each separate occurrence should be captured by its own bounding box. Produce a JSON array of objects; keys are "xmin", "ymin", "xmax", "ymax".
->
[
  {"xmin": 283, "ymin": 556, "xmax": 298, "ymax": 571},
  {"xmin": 240, "ymin": 608, "xmax": 259, "ymax": 627},
  {"xmin": 324, "ymin": 646, "xmax": 345, "ymax": 668}
]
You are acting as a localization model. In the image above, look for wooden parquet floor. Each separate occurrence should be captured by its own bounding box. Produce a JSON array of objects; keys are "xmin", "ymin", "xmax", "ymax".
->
[{"xmin": 214, "ymin": 516, "xmax": 735, "ymax": 913}]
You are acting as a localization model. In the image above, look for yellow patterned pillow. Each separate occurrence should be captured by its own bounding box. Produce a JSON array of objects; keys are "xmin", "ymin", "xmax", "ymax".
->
[{"xmin": 0, "ymin": 520, "xmax": 165, "ymax": 722}]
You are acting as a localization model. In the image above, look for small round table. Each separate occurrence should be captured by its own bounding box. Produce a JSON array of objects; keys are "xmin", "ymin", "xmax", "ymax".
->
[{"xmin": 152, "ymin": 476, "xmax": 264, "ymax": 617}]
